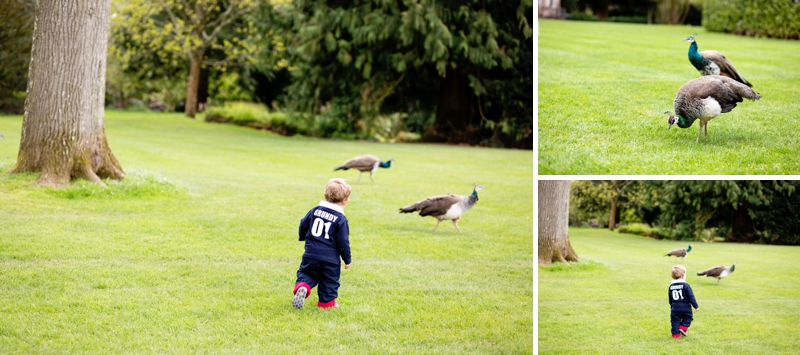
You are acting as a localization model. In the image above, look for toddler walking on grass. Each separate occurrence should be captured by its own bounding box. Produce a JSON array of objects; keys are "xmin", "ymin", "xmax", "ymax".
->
[
  {"xmin": 669, "ymin": 265, "xmax": 699, "ymax": 338},
  {"xmin": 292, "ymin": 178, "xmax": 352, "ymax": 309}
]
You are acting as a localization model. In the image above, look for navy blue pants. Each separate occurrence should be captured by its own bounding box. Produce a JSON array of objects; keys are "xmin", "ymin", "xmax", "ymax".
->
[
  {"xmin": 295, "ymin": 258, "xmax": 341, "ymax": 303},
  {"xmin": 670, "ymin": 310, "xmax": 693, "ymax": 334}
]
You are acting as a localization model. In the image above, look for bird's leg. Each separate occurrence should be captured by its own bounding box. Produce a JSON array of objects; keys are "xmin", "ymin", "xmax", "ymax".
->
[
  {"xmin": 432, "ymin": 219, "xmax": 441, "ymax": 233},
  {"xmin": 357, "ymin": 171, "xmax": 363, "ymax": 183},
  {"xmin": 704, "ymin": 123, "xmax": 708, "ymax": 137},
  {"xmin": 696, "ymin": 123, "xmax": 703, "ymax": 143},
  {"xmin": 370, "ymin": 171, "xmax": 374, "ymax": 183},
  {"xmin": 453, "ymin": 218, "xmax": 461, "ymax": 232}
]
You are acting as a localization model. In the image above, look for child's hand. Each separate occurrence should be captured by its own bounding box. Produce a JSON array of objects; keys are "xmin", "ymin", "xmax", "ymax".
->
[
  {"xmin": 345, "ymin": 263, "xmax": 351, "ymax": 269},
  {"xmin": 695, "ymin": 308, "xmax": 700, "ymax": 312}
]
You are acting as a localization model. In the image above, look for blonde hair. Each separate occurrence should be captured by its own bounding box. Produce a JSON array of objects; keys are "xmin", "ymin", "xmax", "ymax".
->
[
  {"xmin": 324, "ymin": 178, "xmax": 351, "ymax": 203},
  {"xmin": 672, "ymin": 265, "xmax": 686, "ymax": 279}
]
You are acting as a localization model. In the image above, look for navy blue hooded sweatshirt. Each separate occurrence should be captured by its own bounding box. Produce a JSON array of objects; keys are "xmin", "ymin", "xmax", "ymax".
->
[
  {"xmin": 668, "ymin": 279, "xmax": 699, "ymax": 313},
  {"xmin": 298, "ymin": 201, "xmax": 351, "ymax": 265}
]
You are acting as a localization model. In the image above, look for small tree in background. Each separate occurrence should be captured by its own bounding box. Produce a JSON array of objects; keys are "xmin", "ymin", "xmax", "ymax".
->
[
  {"xmin": 112, "ymin": 0, "xmax": 262, "ymax": 117},
  {"xmin": 571, "ymin": 180, "xmax": 638, "ymax": 230}
]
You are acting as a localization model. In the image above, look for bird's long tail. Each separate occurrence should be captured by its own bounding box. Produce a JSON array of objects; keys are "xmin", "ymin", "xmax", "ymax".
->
[
  {"xmin": 724, "ymin": 80, "xmax": 761, "ymax": 100},
  {"xmin": 399, "ymin": 203, "xmax": 420, "ymax": 213},
  {"xmin": 696, "ymin": 271, "xmax": 707, "ymax": 276},
  {"xmin": 333, "ymin": 165, "xmax": 348, "ymax": 171}
]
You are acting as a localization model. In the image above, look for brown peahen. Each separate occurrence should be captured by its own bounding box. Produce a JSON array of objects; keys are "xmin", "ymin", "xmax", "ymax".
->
[
  {"xmin": 667, "ymin": 75, "xmax": 761, "ymax": 143},
  {"xmin": 697, "ymin": 262, "xmax": 736, "ymax": 285},
  {"xmin": 333, "ymin": 155, "xmax": 395, "ymax": 183},
  {"xmin": 665, "ymin": 244, "xmax": 692, "ymax": 261},
  {"xmin": 399, "ymin": 184, "xmax": 483, "ymax": 232}
]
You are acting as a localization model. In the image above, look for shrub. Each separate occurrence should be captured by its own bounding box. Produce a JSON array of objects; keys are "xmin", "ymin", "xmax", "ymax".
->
[
  {"xmin": 205, "ymin": 101, "xmax": 422, "ymax": 142},
  {"xmin": 204, "ymin": 102, "xmax": 302, "ymax": 135},
  {"xmin": 618, "ymin": 223, "xmax": 671, "ymax": 239},
  {"xmin": 704, "ymin": 0, "xmax": 800, "ymax": 39},
  {"xmin": 205, "ymin": 102, "xmax": 269, "ymax": 125},
  {"xmin": 608, "ymin": 16, "xmax": 648, "ymax": 24}
]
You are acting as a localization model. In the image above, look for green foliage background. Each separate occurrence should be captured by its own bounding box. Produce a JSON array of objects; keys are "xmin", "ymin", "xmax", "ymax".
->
[
  {"xmin": 570, "ymin": 180, "xmax": 800, "ymax": 245},
  {"xmin": 0, "ymin": 0, "xmax": 34, "ymax": 113},
  {"xmin": 704, "ymin": 0, "xmax": 800, "ymax": 39},
  {"xmin": 283, "ymin": 0, "xmax": 532, "ymax": 146}
]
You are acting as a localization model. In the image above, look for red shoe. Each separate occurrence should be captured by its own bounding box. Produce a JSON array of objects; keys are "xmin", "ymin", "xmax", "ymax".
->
[
  {"xmin": 292, "ymin": 283, "xmax": 311, "ymax": 309},
  {"xmin": 672, "ymin": 333, "xmax": 681, "ymax": 339},
  {"xmin": 318, "ymin": 299, "xmax": 338, "ymax": 309},
  {"xmin": 679, "ymin": 326, "xmax": 689, "ymax": 337}
]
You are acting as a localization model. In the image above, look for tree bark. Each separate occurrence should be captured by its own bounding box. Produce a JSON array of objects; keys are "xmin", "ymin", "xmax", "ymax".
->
[
  {"xmin": 608, "ymin": 197, "xmax": 617, "ymax": 231},
  {"xmin": 198, "ymin": 66, "xmax": 209, "ymax": 111},
  {"xmin": 538, "ymin": 180, "xmax": 579, "ymax": 265},
  {"xmin": 427, "ymin": 67, "xmax": 479, "ymax": 144},
  {"xmin": 184, "ymin": 47, "xmax": 202, "ymax": 118},
  {"xmin": 13, "ymin": 0, "xmax": 124, "ymax": 186},
  {"xmin": 731, "ymin": 203, "xmax": 754, "ymax": 243}
]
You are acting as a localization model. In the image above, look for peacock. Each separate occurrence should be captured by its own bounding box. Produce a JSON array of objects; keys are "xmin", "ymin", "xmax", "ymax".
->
[
  {"xmin": 666, "ymin": 75, "xmax": 761, "ymax": 143},
  {"xmin": 685, "ymin": 33, "xmax": 752, "ymax": 87},
  {"xmin": 697, "ymin": 262, "xmax": 736, "ymax": 284},
  {"xmin": 665, "ymin": 244, "xmax": 692, "ymax": 261},
  {"xmin": 399, "ymin": 183, "xmax": 483, "ymax": 232},
  {"xmin": 333, "ymin": 155, "xmax": 395, "ymax": 183}
]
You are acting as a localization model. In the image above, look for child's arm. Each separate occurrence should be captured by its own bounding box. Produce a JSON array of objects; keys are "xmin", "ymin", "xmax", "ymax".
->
[
  {"xmin": 668, "ymin": 288, "xmax": 673, "ymax": 307},
  {"xmin": 334, "ymin": 221, "xmax": 352, "ymax": 266},
  {"xmin": 686, "ymin": 283, "xmax": 699, "ymax": 310},
  {"xmin": 298, "ymin": 211, "xmax": 312, "ymax": 241}
]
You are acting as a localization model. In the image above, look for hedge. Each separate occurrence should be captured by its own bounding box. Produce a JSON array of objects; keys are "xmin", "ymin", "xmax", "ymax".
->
[{"xmin": 704, "ymin": 0, "xmax": 800, "ymax": 39}]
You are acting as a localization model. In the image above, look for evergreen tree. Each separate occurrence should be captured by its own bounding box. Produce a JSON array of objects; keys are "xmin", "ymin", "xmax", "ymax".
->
[
  {"xmin": 0, "ymin": 0, "xmax": 34, "ymax": 113},
  {"xmin": 284, "ymin": 0, "xmax": 532, "ymax": 146}
]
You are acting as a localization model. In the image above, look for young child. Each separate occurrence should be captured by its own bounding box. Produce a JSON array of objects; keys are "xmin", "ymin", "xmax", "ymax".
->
[
  {"xmin": 669, "ymin": 265, "xmax": 699, "ymax": 338},
  {"xmin": 292, "ymin": 178, "xmax": 352, "ymax": 309}
]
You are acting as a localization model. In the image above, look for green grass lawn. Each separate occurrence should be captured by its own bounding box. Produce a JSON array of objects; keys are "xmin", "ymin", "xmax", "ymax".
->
[
  {"xmin": 539, "ymin": 228, "xmax": 800, "ymax": 354},
  {"xmin": 538, "ymin": 20, "xmax": 800, "ymax": 174},
  {"xmin": 0, "ymin": 111, "xmax": 533, "ymax": 354}
]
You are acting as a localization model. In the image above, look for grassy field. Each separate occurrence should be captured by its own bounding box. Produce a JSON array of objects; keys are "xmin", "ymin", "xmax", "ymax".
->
[
  {"xmin": 539, "ymin": 228, "xmax": 800, "ymax": 354},
  {"xmin": 0, "ymin": 111, "xmax": 533, "ymax": 354},
  {"xmin": 538, "ymin": 20, "xmax": 800, "ymax": 174}
]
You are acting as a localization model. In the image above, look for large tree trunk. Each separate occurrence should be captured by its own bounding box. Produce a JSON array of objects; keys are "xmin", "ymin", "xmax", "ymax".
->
[
  {"xmin": 198, "ymin": 67, "xmax": 209, "ymax": 111},
  {"xmin": 657, "ymin": 0, "xmax": 692, "ymax": 25},
  {"xmin": 608, "ymin": 197, "xmax": 618, "ymax": 231},
  {"xmin": 730, "ymin": 203, "xmax": 754, "ymax": 243},
  {"xmin": 184, "ymin": 48, "xmax": 202, "ymax": 118},
  {"xmin": 13, "ymin": 0, "xmax": 124, "ymax": 186},
  {"xmin": 538, "ymin": 180, "xmax": 579, "ymax": 265},
  {"xmin": 427, "ymin": 67, "xmax": 479, "ymax": 144}
]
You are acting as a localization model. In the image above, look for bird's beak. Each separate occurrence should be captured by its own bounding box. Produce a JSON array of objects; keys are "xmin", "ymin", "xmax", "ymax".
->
[{"xmin": 669, "ymin": 122, "xmax": 674, "ymax": 129}]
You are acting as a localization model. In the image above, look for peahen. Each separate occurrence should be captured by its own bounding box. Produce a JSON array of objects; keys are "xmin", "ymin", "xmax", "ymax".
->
[
  {"xmin": 667, "ymin": 75, "xmax": 761, "ymax": 143},
  {"xmin": 399, "ymin": 183, "xmax": 483, "ymax": 232},
  {"xmin": 685, "ymin": 33, "xmax": 752, "ymax": 87},
  {"xmin": 665, "ymin": 244, "xmax": 692, "ymax": 261},
  {"xmin": 333, "ymin": 155, "xmax": 395, "ymax": 183},
  {"xmin": 697, "ymin": 262, "xmax": 736, "ymax": 285}
]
